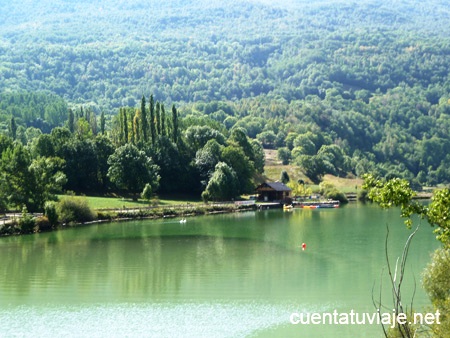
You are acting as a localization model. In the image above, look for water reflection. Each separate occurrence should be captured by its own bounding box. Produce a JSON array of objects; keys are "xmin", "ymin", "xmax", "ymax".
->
[{"xmin": 0, "ymin": 205, "xmax": 439, "ymax": 337}]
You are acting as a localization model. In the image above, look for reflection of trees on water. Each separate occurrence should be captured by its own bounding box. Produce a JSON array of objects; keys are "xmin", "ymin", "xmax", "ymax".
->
[{"xmin": 0, "ymin": 209, "xmax": 437, "ymax": 308}]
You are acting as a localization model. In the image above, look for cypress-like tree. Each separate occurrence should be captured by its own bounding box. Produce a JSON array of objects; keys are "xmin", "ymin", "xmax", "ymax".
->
[
  {"xmin": 155, "ymin": 102, "xmax": 161, "ymax": 136},
  {"xmin": 68, "ymin": 109, "xmax": 75, "ymax": 133},
  {"xmin": 161, "ymin": 103, "xmax": 166, "ymax": 137},
  {"xmin": 119, "ymin": 108, "xmax": 125, "ymax": 144},
  {"xmin": 149, "ymin": 94, "xmax": 156, "ymax": 145},
  {"xmin": 133, "ymin": 111, "xmax": 140, "ymax": 144},
  {"xmin": 123, "ymin": 109, "xmax": 128, "ymax": 143},
  {"xmin": 100, "ymin": 111, "xmax": 106, "ymax": 135},
  {"xmin": 172, "ymin": 104, "xmax": 178, "ymax": 144},
  {"xmin": 129, "ymin": 113, "xmax": 135, "ymax": 144},
  {"xmin": 85, "ymin": 108, "xmax": 91, "ymax": 124},
  {"xmin": 140, "ymin": 95, "xmax": 148, "ymax": 142}
]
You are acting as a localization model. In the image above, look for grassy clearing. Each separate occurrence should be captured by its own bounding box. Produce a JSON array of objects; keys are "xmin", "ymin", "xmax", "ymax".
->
[
  {"xmin": 263, "ymin": 149, "xmax": 362, "ymax": 194},
  {"xmin": 57, "ymin": 194, "xmax": 202, "ymax": 210}
]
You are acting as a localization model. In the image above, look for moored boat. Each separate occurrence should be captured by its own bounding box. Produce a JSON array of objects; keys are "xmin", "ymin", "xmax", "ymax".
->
[{"xmin": 295, "ymin": 200, "xmax": 340, "ymax": 209}]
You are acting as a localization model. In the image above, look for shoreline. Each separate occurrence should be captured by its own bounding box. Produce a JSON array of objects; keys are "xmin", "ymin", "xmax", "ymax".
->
[{"xmin": 0, "ymin": 203, "xmax": 258, "ymax": 237}]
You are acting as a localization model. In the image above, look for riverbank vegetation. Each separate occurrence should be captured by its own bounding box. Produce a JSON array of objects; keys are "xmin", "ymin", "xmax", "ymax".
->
[{"xmin": 0, "ymin": 195, "xmax": 255, "ymax": 236}]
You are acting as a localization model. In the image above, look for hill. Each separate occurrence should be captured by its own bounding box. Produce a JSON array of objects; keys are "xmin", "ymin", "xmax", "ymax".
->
[{"xmin": 1, "ymin": 0, "xmax": 450, "ymax": 185}]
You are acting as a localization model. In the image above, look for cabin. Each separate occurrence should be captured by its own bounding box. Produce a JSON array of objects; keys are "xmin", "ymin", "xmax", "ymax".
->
[{"xmin": 255, "ymin": 182, "xmax": 292, "ymax": 202}]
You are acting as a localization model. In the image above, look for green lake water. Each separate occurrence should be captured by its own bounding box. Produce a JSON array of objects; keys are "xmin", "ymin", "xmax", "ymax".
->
[{"xmin": 0, "ymin": 203, "xmax": 439, "ymax": 337}]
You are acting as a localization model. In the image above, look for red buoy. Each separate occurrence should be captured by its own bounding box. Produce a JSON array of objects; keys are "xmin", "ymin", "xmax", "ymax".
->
[{"xmin": 302, "ymin": 243, "xmax": 306, "ymax": 251}]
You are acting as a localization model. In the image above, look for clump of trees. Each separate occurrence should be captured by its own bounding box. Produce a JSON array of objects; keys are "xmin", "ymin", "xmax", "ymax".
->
[{"xmin": 0, "ymin": 93, "xmax": 265, "ymax": 221}]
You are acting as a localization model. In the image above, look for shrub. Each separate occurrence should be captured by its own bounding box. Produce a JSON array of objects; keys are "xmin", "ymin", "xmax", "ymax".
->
[
  {"xmin": 44, "ymin": 201, "xmax": 58, "ymax": 227},
  {"xmin": 19, "ymin": 207, "xmax": 36, "ymax": 234},
  {"xmin": 141, "ymin": 183, "xmax": 153, "ymax": 201},
  {"xmin": 324, "ymin": 188, "xmax": 348, "ymax": 203},
  {"xmin": 357, "ymin": 189, "xmax": 369, "ymax": 202},
  {"xmin": 57, "ymin": 196, "xmax": 96, "ymax": 224},
  {"xmin": 422, "ymin": 248, "xmax": 450, "ymax": 337},
  {"xmin": 96, "ymin": 211, "xmax": 117, "ymax": 220},
  {"xmin": 35, "ymin": 216, "xmax": 52, "ymax": 232}
]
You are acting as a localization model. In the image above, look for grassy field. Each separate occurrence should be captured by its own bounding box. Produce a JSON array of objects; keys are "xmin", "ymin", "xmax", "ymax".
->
[
  {"xmin": 58, "ymin": 194, "xmax": 203, "ymax": 210},
  {"xmin": 263, "ymin": 149, "xmax": 362, "ymax": 193}
]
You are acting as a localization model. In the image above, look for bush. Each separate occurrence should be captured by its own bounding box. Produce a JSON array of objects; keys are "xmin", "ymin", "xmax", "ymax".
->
[
  {"xmin": 319, "ymin": 182, "xmax": 348, "ymax": 203},
  {"xmin": 357, "ymin": 189, "xmax": 369, "ymax": 202},
  {"xmin": 57, "ymin": 196, "xmax": 96, "ymax": 224},
  {"xmin": 44, "ymin": 201, "xmax": 58, "ymax": 227},
  {"xmin": 141, "ymin": 183, "xmax": 153, "ymax": 201},
  {"xmin": 19, "ymin": 207, "xmax": 36, "ymax": 234},
  {"xmin": 324, "ymin": 188, "xmax": 348, "ymax": 203},
  {"xmin": 35, "ymin": 216, "xmax": 52, "ymax": 232},
  {"xmin": 422, "ymin": 248, "xmax": 450, "ymax": 337}
]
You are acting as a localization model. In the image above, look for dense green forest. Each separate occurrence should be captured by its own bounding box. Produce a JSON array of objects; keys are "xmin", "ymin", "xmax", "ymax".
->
[{"xmin": 1, "ymin": 0, "xmax": 450, "ymax": 209}]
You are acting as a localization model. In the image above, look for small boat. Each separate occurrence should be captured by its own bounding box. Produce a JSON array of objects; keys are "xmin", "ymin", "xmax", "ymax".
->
[
  {"xmin": 283, "ymin": 204, "xmax": 293, "ymax": 210},
  {"xmin": 179, "ymin": 219, "xmax": 187, "ymax": 223},
  {"xmin": 296, "ymin": 200, "xmax": 340, "ymax": 209}
]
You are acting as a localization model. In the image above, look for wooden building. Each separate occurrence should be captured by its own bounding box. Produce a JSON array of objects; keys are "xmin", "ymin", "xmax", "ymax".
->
[{"xmin": 255, "ymin": 182, "xmax": 292, "ymax": 202}]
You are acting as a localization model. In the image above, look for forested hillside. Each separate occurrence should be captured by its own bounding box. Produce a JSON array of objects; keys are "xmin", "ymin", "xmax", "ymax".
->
[{"xmin": 1, "ymin": 0, "xmax": 450, "ymax": 187}]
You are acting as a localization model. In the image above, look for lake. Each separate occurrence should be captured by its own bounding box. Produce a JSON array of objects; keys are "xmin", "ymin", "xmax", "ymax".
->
[{"xmin": 0, "ymin": 203, "xmax": 439, "ymax": 337}]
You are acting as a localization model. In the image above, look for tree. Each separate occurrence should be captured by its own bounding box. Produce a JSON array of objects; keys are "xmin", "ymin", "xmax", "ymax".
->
[
  {"xmin": 363, "ymin": 174, "xmax": 450, "ymax": 337},
  {"xmin": 107, "ymin": 143, "xmax": 160, "ymax": 199},
  {"xmin": 0, "ymin": 143, "xmax": 66, "ymax": 211},
  {"xmin": 140, "ymin": 96, "xmax": 148, "ymax": 142},
  {"xmin": 122, "ymin": 108, "xmax": 128, "ymax": 143},
  {"xmin": 133, "ymin": 111, "xmax": 140, "ymax": 144},
  {"xmin": 251, "ymin": 139, "xmax": 265, "ymax": 174},
  {"xmin": 61, "ymin": 138, "xmax": 99, "ymax": 192},
  {"xmin": 296, "ymin": 154, "xmax": 326, "ymax": 184},
  {"xmin": 221, "ymin": 145, "xmax": 254, "ymax": 194},
  {"xmin": 185, "ymin": 125, "xmax": 226, "ymax": 153},
  {"xmin": 160, "ymin": 103, "xmax": 166, "ymax": 137},
  {"xmin": 280, "ymin": 170, "xmax": 290, "ymax": 184},
  {"xmin": 141, "ymin": 183, "xmax": 153, "ymax": 201},
  {"xmin": 195, "ymin": 139, "xmax": 222, "ymax": 188},
  {"xmin": 149, "ymin": 94, "xmax": 156, "ymax": 145},
  {"xmin": 172, "ymin": 104, "xmax": 179, "ymax": 143},
  {"xmin": 201, "ymin": 162, "xmax": 239, "ymax": 202},
  {"xmin": 422, "ymin": 248, "xmax": 450, "ymax": 337},
  {"xmin": 100, "ymin": 111, "xmax": 106, "ymax": 135},
  {"xmin": 9, "ymin": 116, "xmax": 17, "ymax": 140},
  {"xmin": 155, "ymin": 102, "xmax": 161, "ymax": 135},
  {"xmin": 277, "ymin": 147, "xmax": 291, "ymax": 165},
  {"xmin": 95, "ymin": 135, "xmax": 115, "ymax": 191}
]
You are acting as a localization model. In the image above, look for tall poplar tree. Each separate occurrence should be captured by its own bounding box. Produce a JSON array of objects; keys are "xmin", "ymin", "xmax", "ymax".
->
[
  {"xmin": 155, "ymin": 102, "xmax": 161, "ymax": 136},
  {"xmin": 100, "ymin": 111, "xmax": 106, "ymax": 135},
  {"xmin": 172, "ymin": 104, "xmax": 178, "ymax": 144},
  {"xmin": 161, "ymin": 103, "xmax": 166, "ymax": 137},
  {"xmin": 118, "ymin": 108, "xmax": 124, "ymax": 143},
  {"xmin": 123, "ymin": 108, "xmax": 128, "ymax": 143},
  {"xmin": 133, "ymin": 111, "xmax": 141, "ymax": 144},
  {"xmin": 140, "ymin": 95, "xmax": 148, "ymax": 142},
  {"xmin": 149, "ymin": 94, "xmax": 156, "ymax": 145},
  {"xmin": 90, "ymin": 111, "xmax": 97, "ymax": 135},
  {"xmin": 129, "ymin": 114, "xmax": 135, "ymax": 144}
]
